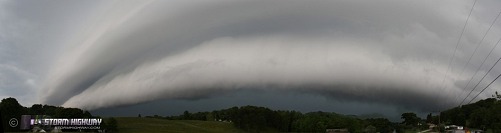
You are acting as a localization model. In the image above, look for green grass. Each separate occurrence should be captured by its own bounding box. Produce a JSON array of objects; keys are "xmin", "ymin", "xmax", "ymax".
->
[{"xmin": 115, "ymin": 117, "xmax": 246, "ymax": 133}]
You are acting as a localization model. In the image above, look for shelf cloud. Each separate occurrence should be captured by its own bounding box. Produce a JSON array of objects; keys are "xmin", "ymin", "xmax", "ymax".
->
[{"xmin": 2, "ymin": 0, "xmax": 501, "ymax": 112}]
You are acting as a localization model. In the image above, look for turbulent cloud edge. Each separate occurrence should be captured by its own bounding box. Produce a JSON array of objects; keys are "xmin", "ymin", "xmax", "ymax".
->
[
  {"xmin": 29, "ymin": 0, "xmax": 501, "ymax": 111},
  {"xmin": 61, "ymin": 36, "xmax": 464, "ymax": 110}
]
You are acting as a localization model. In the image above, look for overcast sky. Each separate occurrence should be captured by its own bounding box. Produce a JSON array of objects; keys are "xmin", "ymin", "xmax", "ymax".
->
[{"xmin": 2, "ymin": 0, "xmax": 501, "ymax": 120}]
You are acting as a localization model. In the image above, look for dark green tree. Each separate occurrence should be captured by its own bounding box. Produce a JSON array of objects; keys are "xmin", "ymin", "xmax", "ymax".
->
[
  {"xmin": 205, "ymin": 112, "xmax": 214, "ymax": 121},
  {"xmin": 30, "ymin": 104, "xmax": 43, "ymax": 115},
  {"xmin": 0, "ymin": 110, "xmax": 3, "ymax": 133},
  {"xmin": 83, "ymin": 111, "xmax": 92, "ymax": 118},
  {"xmin": 366, "ymin": 118, "xmax": 392, "ymax": 132},
  {"xmin": 426, "ymin": 113, "xmax": 433, "ymax": 123},
  {"xmin": 104, "ymin": 117, "xmax": 118, "ymax": 132},
  {"xmin": 401, "ymin": 112, "xmax": 419, "ymax": 126},
  {"xmin": 42, "ymin": 105, "xmax": 58, "ymax": 116},
  {"xmin": 276, "ymin": 110, "xmax": 302, "ymax": 132},
  {"xmin": 0, "ymin": 97, "xmax": 26, "ymax": 132},
  {"xmin": 182, "ymin": 110, "xmax": 191, "ymax": 120},
  {"xmin": 230, "ymin": 106, "xmax": 272, "ymax": 132},
  {"xmin": 468, "ymin": 107, "xmax": 489, "ymax": 130}
]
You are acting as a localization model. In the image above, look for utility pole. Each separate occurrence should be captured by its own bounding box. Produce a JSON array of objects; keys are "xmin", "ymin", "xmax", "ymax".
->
[{"xmin": 438, "ymin": 113, "xmax": 440, "ymax": 125}]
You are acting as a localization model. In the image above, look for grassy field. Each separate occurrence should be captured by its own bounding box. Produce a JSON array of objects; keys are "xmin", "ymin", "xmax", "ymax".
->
[{"xmin": 115, "ymin": 117, "xmax": 246, "ymax": 133}]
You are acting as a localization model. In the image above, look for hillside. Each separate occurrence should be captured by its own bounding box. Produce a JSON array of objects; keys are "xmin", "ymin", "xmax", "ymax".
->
[
  {"xmin": 115, "ymin": 117, "xmax": 246, "ymax": 133},
  {"xmin": 439, "ymin": 97, "xmax": 501, "ymax": 132}
]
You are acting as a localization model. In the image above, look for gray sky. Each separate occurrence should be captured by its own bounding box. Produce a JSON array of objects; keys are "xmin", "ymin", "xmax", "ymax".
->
[{"xmin": 2, "ymin": 0, "xmax": 501, "ymax": 119}]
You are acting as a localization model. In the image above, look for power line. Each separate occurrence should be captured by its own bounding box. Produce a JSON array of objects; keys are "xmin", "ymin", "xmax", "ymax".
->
[
  {"xmin": 461, "ymin": 56, "xmax": 501, "ymax": 105},
  {"xmin": 456, "ymin": 11, "xmax": 501, "ymax": 106},
  {"xmin": 467, "ymin": 64, "xmax": 501, "ymax": 104},
  {"xmin": 435, "ymin": 0, "xmax": 477, "ymax": 111},
  {"xmin": 434, "ymin": 0, "xmax": 477, "ymax": 124},
  {"xmin": 458, "ymin": 37, "xmax": 501, "ymax": 106}
]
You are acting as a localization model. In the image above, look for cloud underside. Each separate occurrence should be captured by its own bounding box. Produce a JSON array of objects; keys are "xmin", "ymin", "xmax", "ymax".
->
[
  {"xmin": 57, "ymin": 36, "xmax": 462, "ymax": 110},
  {"xmin": 33, "ymin": 0, "xmax": 501, "ymax": 111}
]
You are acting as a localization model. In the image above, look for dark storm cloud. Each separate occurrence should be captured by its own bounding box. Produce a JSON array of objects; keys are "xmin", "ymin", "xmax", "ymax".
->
[
  {"xmin": 92, "ymin": 89, "xmax": 415, "ymax": 121},
  {"xmin": 1, "ymin": 0, "xmax": 501, "ymax": 112}
]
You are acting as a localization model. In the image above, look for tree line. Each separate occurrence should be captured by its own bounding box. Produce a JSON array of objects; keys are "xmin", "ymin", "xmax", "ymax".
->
[
  {"xmin": 146, "ymin": 105, "xmax": 431, "ymax": 132},
  {"xmin": 8, "ymin": 93, "xmax": 501, "ymax": 132},
  {"xmin": 436, "ymin": 92, "xmax": 501, "ymax": 132}
]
